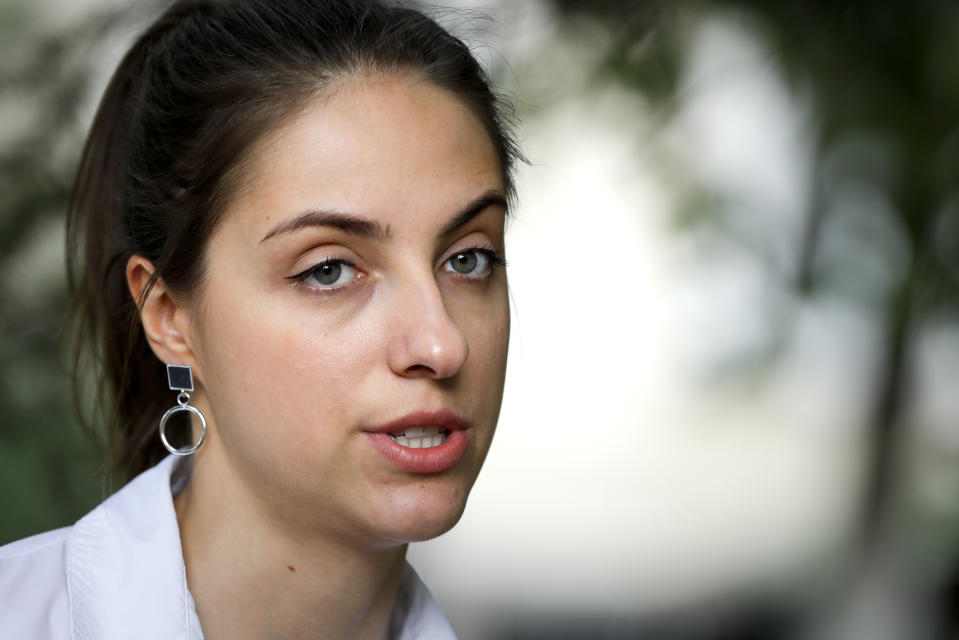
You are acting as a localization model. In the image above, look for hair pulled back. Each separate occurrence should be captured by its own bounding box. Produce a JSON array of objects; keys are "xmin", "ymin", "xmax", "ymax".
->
[{"xmin": 67, "ymin": 0, "xmax": 522, "ymax": 482}]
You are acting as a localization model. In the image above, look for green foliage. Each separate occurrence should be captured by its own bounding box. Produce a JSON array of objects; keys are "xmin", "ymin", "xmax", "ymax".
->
[
  {"xmin": 544, "ymin": 0, "xmax": 959, "ymax": 316},
  {"xmin": 539, "ymin": 0, "xmax": 959, "ymax": 627},
  {"xmin": 549, "ymin": 0, "xmax": 688, "ymax": 102},
  {"xmin": 0, "ymin": 5, "xmax": 142, "ymax": 545}
]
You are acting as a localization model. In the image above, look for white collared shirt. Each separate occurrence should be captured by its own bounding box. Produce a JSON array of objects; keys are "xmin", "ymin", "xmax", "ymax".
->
[{"xmin": 0, "ymin": 456, "xmax": 457, "ymax": 639}]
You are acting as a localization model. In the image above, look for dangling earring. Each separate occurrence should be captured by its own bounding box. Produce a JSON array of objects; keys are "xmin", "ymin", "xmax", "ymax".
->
[{"xmin": 158, "ymin": 364, "xmax": 207, "ymax": 456}]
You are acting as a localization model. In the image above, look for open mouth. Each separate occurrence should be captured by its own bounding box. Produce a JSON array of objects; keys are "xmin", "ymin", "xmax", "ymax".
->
[{"xmin": 388, "ymin": 426, "xmax": 450, "ymax": 448}]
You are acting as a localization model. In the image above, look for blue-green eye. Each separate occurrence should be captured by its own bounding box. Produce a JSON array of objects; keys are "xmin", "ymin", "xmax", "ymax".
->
[
  {"xmin": 443, "ymin": 247, "xmax": 507, "ymax": 277},
  {"xmin": 311, "ymin": 261, "xmax": 347, "ymax": 285},
  {"xmin": 287, "ymin": 258, "xmax": 357, "ymax": 289},
  {"xmin": 449, "ymin": 250, "xmax": 483, "ymax": 274}
]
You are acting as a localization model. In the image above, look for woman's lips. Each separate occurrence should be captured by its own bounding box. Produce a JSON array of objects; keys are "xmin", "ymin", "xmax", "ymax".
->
[{"xmin": 363, "ymin": 409, "xmax": 469, "ymax": 473}]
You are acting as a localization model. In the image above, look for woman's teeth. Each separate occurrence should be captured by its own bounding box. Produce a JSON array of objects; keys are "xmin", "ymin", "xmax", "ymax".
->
[{"xmin": 389, "ymin": 426, "xmax": 448, "ymax": 448}]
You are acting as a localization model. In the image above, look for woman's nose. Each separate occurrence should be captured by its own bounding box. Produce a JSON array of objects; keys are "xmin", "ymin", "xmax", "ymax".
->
[{"xmin": 386, "ymin": 277, "xmax": 469, "ymax": 380}]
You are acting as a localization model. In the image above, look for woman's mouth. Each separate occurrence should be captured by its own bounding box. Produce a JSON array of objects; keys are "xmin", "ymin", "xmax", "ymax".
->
[
  {"xmin": 389, "ymin": 426, "xmax": 450, "ymax": 448},
  {"xmin": 364, "ymin": 409, "xmax": 469, "ymax": 472}
]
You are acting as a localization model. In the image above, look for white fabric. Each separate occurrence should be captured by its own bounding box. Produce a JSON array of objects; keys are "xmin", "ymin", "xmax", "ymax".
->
[{"xmin": 0, "ymin": 456, "xmax": 457, "ymax": 639}]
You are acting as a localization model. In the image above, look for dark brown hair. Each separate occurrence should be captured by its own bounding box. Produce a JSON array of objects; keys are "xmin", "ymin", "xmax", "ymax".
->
[{"xmin": 66, "ymin": 0, "xmax": 522, "ymax": 482}]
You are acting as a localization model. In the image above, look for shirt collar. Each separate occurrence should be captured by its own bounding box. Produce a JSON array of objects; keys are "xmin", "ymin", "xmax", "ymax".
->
[
  {"xmin": 67, "ymin": 455, "xmax": 201, "ymax": 639},
  {"xmin": 65, "ymin": 455, "xmax": 457, "ymax": 639}
]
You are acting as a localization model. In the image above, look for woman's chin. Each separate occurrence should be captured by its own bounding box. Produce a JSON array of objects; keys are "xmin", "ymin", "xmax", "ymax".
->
[{"xmin": 373, "ymin": 482, "xmax": 470, "ymax": 543}]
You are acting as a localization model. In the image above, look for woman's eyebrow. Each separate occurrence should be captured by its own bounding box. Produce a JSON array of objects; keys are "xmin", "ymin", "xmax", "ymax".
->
[
  {"xmin": 440, "ymin": 190, "xmax": 508, "ymax": 236},
  {"xmin": 260, "ymin": 210, "xmax": 389, "ymax": 243},
  {"xmin": 260, "ymin": 190, "xmax": 507, "ymax": 243}
]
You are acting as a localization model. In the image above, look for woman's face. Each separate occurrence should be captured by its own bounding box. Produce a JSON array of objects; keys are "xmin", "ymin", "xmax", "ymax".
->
[{"xmin": 185, "ymin": 74, "xmax": 509, "ymax": 545}]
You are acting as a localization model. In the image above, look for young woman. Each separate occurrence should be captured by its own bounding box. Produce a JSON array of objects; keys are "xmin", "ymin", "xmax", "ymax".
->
[{"xmin": 0, "ymin": 1, "xmax": 521, "ymax": 638}]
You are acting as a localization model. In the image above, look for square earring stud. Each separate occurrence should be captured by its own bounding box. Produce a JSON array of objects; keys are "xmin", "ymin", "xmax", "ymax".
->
[{"xmin": 166, "ymin": 364, "xmax": 194, "ymax": 392}]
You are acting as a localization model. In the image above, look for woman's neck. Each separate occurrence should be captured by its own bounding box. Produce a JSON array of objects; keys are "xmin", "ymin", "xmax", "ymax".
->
[{"xmin": 173, "ymin": 447, "xmax": 407, "ymax": 640}]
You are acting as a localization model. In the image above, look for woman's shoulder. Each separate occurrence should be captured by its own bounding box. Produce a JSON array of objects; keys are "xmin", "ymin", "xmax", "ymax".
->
[
  {"xmin": 0, "ymin": 456, "xmax": 197, "ymax": 639},
  {"xmin": 0, "ymin": 524, "xmax": 72, "ymax": 558},
  {"xmin": 0, "ymin": 526, "xmax": 73, "ymax": 639},
  {"xmin": 0, "ymin": 457, "xmax": 458, "ymax": 639}
]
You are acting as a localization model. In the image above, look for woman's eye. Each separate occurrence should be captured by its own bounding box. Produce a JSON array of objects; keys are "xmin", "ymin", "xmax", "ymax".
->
[
  {"xmin": 443, "ymin": 247, "xmax": 506, "ymax": 277},
  {"xmin": 287, "ymin": 259, "xmax": 358, "ymax": 290},
  {"xmin": 310, "ymin": 261, "xmax": 349, "ymax": 285},
  {"xmin": 448, "ymin": 250, "xmax": 487, "ymax": 275}
]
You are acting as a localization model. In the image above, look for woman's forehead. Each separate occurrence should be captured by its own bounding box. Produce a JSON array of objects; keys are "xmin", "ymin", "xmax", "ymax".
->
[{"xmin": 226, "ymin": 74, "xmax": 503, "ymax": 241}]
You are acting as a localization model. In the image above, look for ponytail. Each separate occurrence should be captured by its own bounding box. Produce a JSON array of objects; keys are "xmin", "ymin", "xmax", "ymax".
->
[{"xmin": 66, "ymin": 2, "xmax": 207, "ymax": 481}]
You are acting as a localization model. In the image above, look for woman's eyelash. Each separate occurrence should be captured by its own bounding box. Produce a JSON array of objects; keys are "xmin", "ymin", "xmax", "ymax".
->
[
  {"xmin": 284, "ymin": 246, "xmax": 507, "ymax": 289},
  {"xmin": 285, "ymin": 257, "xmax": 356, "ymax": 285},
  {"xmin": 462, "ymin": 245, "xmax": 508, "ymax": 269}
]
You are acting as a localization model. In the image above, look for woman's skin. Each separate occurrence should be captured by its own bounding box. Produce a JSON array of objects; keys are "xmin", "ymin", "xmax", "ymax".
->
[{"xmin": 126, "ymin": 73, "xmax": 510, "ymax": 639}]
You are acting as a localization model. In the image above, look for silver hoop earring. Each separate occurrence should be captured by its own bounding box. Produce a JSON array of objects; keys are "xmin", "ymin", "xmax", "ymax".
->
[{"xmin": 158, "ymin": 364, "xmax": 207, "ymax": 456}]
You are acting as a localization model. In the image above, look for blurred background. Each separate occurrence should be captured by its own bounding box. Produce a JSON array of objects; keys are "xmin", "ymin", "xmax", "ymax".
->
[{"xmin": 2, "ymin": 0, "xmax": 959, "ymax": 638}]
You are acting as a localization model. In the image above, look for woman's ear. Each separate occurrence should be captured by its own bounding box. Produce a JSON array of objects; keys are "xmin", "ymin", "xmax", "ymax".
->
[{"xmin": 125, "ymin": 255, "xmax": 198, "ymax": 369}]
